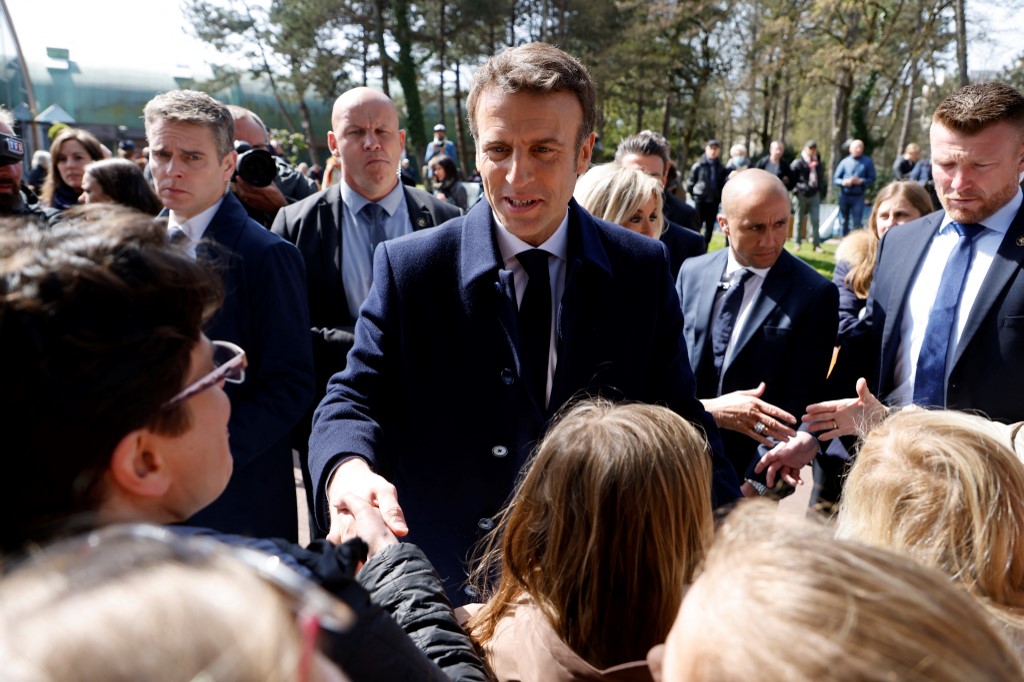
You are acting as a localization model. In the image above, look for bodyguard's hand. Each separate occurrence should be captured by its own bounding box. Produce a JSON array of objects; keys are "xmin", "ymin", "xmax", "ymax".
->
[
  {"xmin": 701, "ymin": 383, "xmax": 797, "ymax": 447},
  {"xmin": 326, "ymin": 458, "xmax": 408, "ymax": 546},
  {"xmin": 802, "ymin": 377, "xmax": 886, "ymax": 440}
]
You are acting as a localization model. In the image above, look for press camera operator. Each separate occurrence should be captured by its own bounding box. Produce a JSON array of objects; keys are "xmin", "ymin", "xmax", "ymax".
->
[
  {"xmin": 0, "ymin": 108, "xmax": 52, "ymax": 220},
  {"xmin": 228, "ymin": 105, "xmax": 317, "ymax": 227}
]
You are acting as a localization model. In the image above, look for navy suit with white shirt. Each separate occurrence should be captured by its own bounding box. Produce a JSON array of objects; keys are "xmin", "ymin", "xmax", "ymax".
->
[
  {"xmin": 308, "ymin": 198, "xmax": 741, "ymax": 602},
  {"xmin": 676, "ymin": 248, "xmax": 838, "ymax": 478},
  {"xmin": 182, "ymin": 191, "xmax": 315, "ymax": 541},
  {"xmin": 867, "ymin": 190, "xmax": 1024, "ymax": 422}
]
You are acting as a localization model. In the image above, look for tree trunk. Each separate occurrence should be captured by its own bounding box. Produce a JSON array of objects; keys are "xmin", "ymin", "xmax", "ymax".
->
[
  {"xmin": 392, "ymin": 0, "xmax": 425, "ymax": 161},
  {"xmin": 897, "ymin": 60, "xmax": 919, "ymax": 156},
  {"xmin": 954, "ymin": 0, "xmax": 969, "ymax": 86},
  {"xmin": 454, "ymin": 60, "xmax": 469, "ymax": 178},
  {"xmin": 661, "ymin": 91, "xmax": 672, "ymax": 140},
  {"xmin": 778, "ymin": 71, "xmax": 791, "ymax": 147},
  {"xmin": 830, "ymin": 68, "xmax": 853, "ymax": 193},
  {"xmin": 375, "ymin": 0, "xmax": 390, "ymax": 96},
  {"xmin": 297, "ymin": 98, "xmax": 319, "ymax": 166},
  {"xmin": 438, "ymin": 0, "xmax": 447, "ymax": 129}
]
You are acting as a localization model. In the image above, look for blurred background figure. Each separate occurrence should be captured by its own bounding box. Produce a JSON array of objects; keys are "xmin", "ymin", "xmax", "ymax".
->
[
  {"xmin": 26, "ymin": 150, "xmax": 49, "ymax": 196},
  {"xmin": 660, "ymin": 501, "xmax": 1024, "ymax": 682},
  {"xmin": 790, "ymin": 140, "xmax": 827, "ymax": 252},
  {"xmin": 41, "ymin": 128, "xmax": 105, "ymax": 211},
  {"xmin": 79, "ymin": 158, "xmax": 162, "ymax": 215},
  {"xmin": 427, "ymin": 154, "xmax": 467, "ymax": 210},
  {"xmin": 465, "ymin": 400, "xmax": 713, "ymax": 681}
]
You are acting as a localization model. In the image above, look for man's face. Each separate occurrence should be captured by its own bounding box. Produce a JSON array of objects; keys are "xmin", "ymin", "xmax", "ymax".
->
[
  {"xmin": 0, "ymin": 122, "xmax": 22, "ymax": 211},
  {"xmin": 435, "ymin": 130, "xmax": 446, "ymax": 141},
  {"xmin": 850, "ymin": 140, "xmax": 864, "ymax": 157},
  {"xmin": 328, "ymin": 96, "xmax": 405, "ymax": 202},
  {"xmin": 770, "ymin": 142, "xmax": 783, "ymax": 160},
  {"xmin": 720, "ymin": 185, "xmax": 790, "ymax": 269},
  {"xmin": 931, "ymin": 120, "xmax": 1024, "ymax": 224},
  {"xmin": 148, "ymin": 120, "xmax": 234, "ymax": 221},
  {"xmin": 705, "ymin": 144, "xmax": 720, "ymax": 160},
  {"xmin": 619, "ymin": 152, "xmax": 668, "ymax": 187},
  {"xmin": 233, "ymin": 115, "xmax": 269, "ymax": 148},
  {"xmin": 153, "ymin": 335, "xmax": 234, "ymax": 521},
  {"xmin": 475, "ymin": 88, "xmax": 595, "ymax": 246}
]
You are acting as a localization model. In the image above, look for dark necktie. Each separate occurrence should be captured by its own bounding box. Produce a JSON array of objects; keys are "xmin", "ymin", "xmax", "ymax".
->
[
  {"xmin": 168, "ymin": 226, "xmax": 189, "ymax": 245},
  {"xmin": 712, "ymin": 269, "xmax": 753, "ymax": 383},
  {"xmin": 361, "ymin": 203, "xmax": 388, "ymax": 260},
  {"xmin": 516, "ymin": 249, "xmax": 551, "ymax": 409},
  {"xmin": 913, "ymin": 222, "xmax": 986, "ymax": 408}
]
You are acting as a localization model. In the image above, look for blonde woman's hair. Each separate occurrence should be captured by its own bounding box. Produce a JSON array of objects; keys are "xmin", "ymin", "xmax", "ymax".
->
[
  {"xmin": 0, "ymin": 525, "xmax": 351, "ymax": 681},
  {"xmin": 574, "ymin": 163, "xmax": 665, "ymax": 236},
  {"xmin": 837, "ymin": 409, "xmax": 1024, "ymax": 634},
  {"xmin": 664, "ymin": 500, "xmax": 1024, "ymax": 681},
  {"xmin": 839, "ymin": 180, "xmax": 933, "ymax": 298},
  {"xmin": 468, "ymin": 399, "xmax": 713, "ymax": 669}
]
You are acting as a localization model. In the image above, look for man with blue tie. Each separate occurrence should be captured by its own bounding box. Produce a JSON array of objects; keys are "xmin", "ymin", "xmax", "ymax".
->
[
  {"xmin": 308, "ymin": 42, "xmax": 740, "ymax": 602},
  {"xmin": 866, "ymin": 82, "xmax": 1024, "ymax": 423}
]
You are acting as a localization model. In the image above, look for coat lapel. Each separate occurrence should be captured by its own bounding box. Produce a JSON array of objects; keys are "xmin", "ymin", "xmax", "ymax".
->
[
  {"xmin": 952, "ymin": 203, "xmax": 1024, "ymax": 368},
  {"xmin": 724, "ymin": 251, "xmax": 794, "ymax": 375},
  {"xmin": 689, "ymin": 250, "xmax": 728, "ymax": 371}
]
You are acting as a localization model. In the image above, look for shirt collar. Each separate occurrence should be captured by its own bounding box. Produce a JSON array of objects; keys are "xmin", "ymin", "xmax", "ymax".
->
[
  {"xmin": 938, "ymin": 187, "xmax": 1022, "ymax": 237},
  {"xmin": 725, "ymin": 248, "xmax": 772, "ymax": 280},
  {"xmin": 168, "ymin": 194, "xmax": 226, "ymax": 242},
  {"xmin": 493, "ymin": 210, "xmax": 570, "ymax": 267},
  {"xmin": 342, "ymin": 178, "xmax": 404, "ymax": 218}
]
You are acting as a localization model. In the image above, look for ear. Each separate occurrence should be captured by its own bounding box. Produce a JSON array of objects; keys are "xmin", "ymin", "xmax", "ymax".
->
[
  {"xmin": 107, "ymin": 428, "xmax": 172, "ymax": 500},
  {"xmin": 718, "ymin": 214, "xmax": 730, "ymax": 237},
  {"xmin": 576, "ymin": 132, "xmax": 596, "ymax": 176},
  {"xmin": 221, "ymin": 150, "xmax": 237, "ymax": 186},
  {"xmin": 327, "ymin": 130, "xmax": 339, "ymax": 157},
  {"xmin": 399, "ymin": 129, "xmax": 407, "ymax": 150}
]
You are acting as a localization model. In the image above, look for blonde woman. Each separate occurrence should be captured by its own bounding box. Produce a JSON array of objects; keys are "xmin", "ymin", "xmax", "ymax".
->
[
  {"xmin": 465, "ymin": 399, "xmax": 713, "ymax": 680},
  {"xmin": 836, "ymin": 409, "xmax": 1024, "ymax": 654},
  {"xmin": 575, "ymin": 163, "xmax": 664, "ymax": 239},
  {"xmin": 661, "ymin": 501, "xmax": 1024, "ymax": 681}
]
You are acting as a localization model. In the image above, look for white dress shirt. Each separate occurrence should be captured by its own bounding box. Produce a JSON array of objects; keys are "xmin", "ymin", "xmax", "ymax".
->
[
  {"xmin": 890, "ymin": 189, "xmax": 1023, "ymax": 406},
  {"xmin": 493, "ymin": 210, "xmax": 569, "ymax": 408},
  {"xmin": 167, "ymin": 194, "xmax": 226, "ymax": 258}
]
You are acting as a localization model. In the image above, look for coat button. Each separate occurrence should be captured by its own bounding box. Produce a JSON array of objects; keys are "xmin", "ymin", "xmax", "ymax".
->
[
  {"xmin": 478, "ymin": 517, "xmax": 495, "ymax": 531},
  {"xmin": 500, "ymin": 368, "xmax": 515, "ymax": 385},
  {"xmin": 491, "ymin": 445, "xmax": 508, "ymax": 458}
]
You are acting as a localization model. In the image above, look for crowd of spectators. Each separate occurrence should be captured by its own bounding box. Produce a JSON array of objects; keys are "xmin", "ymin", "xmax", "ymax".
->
[{"xmin": 4, "ymin": 40, "xmax": 1024, "ymax": 682}]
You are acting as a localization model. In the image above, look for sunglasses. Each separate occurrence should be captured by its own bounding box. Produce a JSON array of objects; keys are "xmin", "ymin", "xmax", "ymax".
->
[{"xmin": 162, "ymin": 339, "xmax": 246, "ymax": 410}]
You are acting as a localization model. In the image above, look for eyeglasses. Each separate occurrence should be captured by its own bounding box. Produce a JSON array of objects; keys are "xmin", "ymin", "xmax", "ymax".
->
[{"xmin": 162, "ymin": 340, "xmax": 246, "ymax": 410}]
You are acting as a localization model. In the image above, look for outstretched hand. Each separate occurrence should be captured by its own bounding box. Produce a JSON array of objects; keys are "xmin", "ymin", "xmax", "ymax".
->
[
  {"xmin": 802, "ymin": 377, "xmax": 886, "ymax": 440},
  {"xmin": 702, "ymin": 382, "xmax": 797, "ymax": 447},
  {"xmin": 753, "ymin": 431, "xmax": 820, "ymax": 487}
]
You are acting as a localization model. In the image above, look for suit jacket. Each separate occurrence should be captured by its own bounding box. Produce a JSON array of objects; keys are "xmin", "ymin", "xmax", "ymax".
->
[
  {"xmin": 663, "ymin": 191, "xmax": 701, "ymax": 232},
  {"xmin": 185, "ymin": 191, "xmax": 315, "ymax": 541},
  {"xmin": 272, "ymin": 183, "xmax": 462, "ymax": 398},
  {"xmin": 309, "ymin": 198, "xmax": 740, "ymax": 601},
  {"xmin": 677, "ymin": 248, "xmax": 838, "ymax": 477},
  {"xmin": 661, "ymin": 220, "xmax": 707, "ymax": 279},
  {"xmin": 868, "ymin": 206, "xmax": 1024, "ymax": 422}
]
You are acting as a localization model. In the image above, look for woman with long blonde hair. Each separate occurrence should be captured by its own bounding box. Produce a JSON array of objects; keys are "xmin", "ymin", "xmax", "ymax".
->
[
  {"xmin": 465, "ymin": 399, "xmax": 713, "ymax": 680},
  {"xmin": 574, "ymin": 163, "xmax": 664, "ymax": 239}
]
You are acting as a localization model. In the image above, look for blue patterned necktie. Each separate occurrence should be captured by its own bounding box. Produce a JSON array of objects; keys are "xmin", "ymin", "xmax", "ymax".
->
[
  {"xmin": 712, "ymin": 269, "xmax": 753, "ymax": 383},
  {"xmin": 516, "ymin": 249, "xmax": 552, "ymax": 409},
  {"xmin": 912, "ymin": 222, "xmax": 986, "ymax": 408},
  {"xmin": 361, "ymin": 203, "xmax": 387, "ymax": 260}
]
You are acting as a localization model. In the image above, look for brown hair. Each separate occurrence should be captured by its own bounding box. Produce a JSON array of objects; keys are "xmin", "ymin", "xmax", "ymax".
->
[
  {"xmin": 0, "ymin": 206, "xmax": 222, "ymax": 552},
  {"xmin": 144, "ymin": 90, "xmax": 234, "ymax": 160},
  {"xmin": 837, "ymin": 409, "xmax": 1024, "ymax": 634},
  {"xmin": 41, "ymin": 128, "xmax": 104, "ymax": 203},
  {"xmin": 467, "ymin": 42, "xmax": 596, "ymax": 154},
  {"xmin": 665, "ymin": 500, "xmax": 1024, "ymax": 681},
  {"xmin": 933, "ymin": 81, "xmax": 1024, "ymax": 135},
  {"xmin": 840, "ymin": 180, "xmax": 933, "ymax": 299},
  {"xmin": 84, "ymin": 158, "xmax": 163, "ymax": 215},
  {"xmin": 468, "ymin": 399, "xmax": 713, "ymax": 669}
]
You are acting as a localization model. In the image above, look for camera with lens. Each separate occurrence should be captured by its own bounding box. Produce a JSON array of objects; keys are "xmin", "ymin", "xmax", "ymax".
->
[
  {"xmin": 233, "ymin": 141, "xmax": 278, "ymax": 187},
  {"xmin": 0, "ymin": 131, "xmax": 24, "ymax": 167}
]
